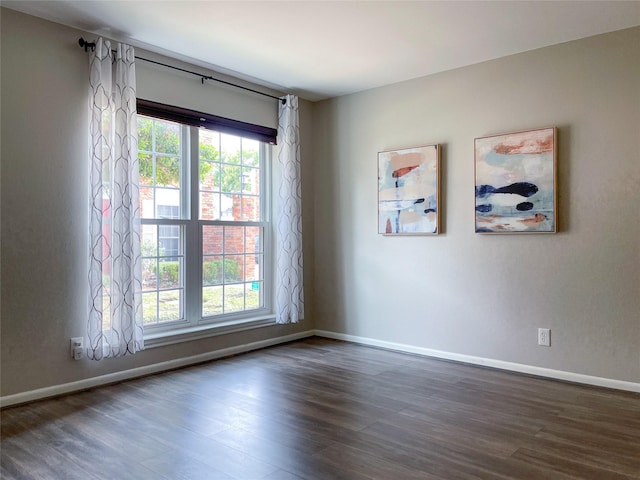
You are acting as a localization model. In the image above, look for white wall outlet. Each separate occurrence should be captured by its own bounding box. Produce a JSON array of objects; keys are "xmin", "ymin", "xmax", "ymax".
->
[
  {"xmin": 70, "ymin": 337, "xmax": 84, "ymax": 360},
  {"xmin": 538, "ymin": 328, "xmax": 551, "ymax": 347}
]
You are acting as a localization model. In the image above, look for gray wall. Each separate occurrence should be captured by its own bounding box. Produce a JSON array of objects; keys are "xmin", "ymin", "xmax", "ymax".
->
[
  {"xmin": 2, "ymin": 7, "xmax": 638, "ymax": 398},
  {"xmin": 0, "ymin": 8, "xmax": 313, "ymax": 397},
  {"xmin": 312, "ymin": 27, "xmax": 640, "ymax": 383}
]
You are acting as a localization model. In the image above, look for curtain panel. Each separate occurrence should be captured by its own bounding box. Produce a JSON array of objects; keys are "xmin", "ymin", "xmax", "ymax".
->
[
  {"xmin": 87, "ymin": 38, "xmax": 144, "ymax": 359},
  {"xmin": 275, "ymin": 95, "xmax": 304, "ymax": 323}
]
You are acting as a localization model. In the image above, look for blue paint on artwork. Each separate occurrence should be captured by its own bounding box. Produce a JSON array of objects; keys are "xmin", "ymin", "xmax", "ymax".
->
[
  {"xmin": 493, "ymin": 182, "xmax": 538, "ymax": 197},
  {"xmin": 476, "ymin": 182, "xmax": 538, "ymax": 198},
  {"xmin": 378, "ymin": 147, "xmax": 439, "ymax": 233},
  {"xmin": 475, "ymin": 129, "xmax": 555, "ymax": 232},
  {"xmin": 516, "ymin": 202, "xmax": 534, "ymax": 211},
  {"xmin": 476, "ymin": 184, "xmax": 496, "ymax": 198}
]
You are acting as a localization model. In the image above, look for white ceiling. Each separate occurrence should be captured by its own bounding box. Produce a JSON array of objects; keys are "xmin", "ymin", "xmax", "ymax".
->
[{"xmin": 4, "ymin": 1, "xmax": 640, "ymax": 101}]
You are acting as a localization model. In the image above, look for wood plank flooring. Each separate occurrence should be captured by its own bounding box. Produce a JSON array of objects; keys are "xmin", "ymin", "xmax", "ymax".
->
[{"xmin": 1, "ymin": 337, "xmax": 639, "ymax": 479}]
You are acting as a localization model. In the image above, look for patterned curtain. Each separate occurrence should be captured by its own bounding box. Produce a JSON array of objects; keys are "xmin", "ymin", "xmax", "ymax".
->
[
  {"xmin": 87, "ymin": 38, "xmax": 143, "ymax": 359},
  {"xmin": 275, "ymin": 95, "xmax": 304, "ymax": 323}
]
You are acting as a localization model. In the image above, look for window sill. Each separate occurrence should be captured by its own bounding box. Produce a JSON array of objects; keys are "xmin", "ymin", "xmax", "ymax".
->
[{"xmin": 143, "ymin": 315, "xmax": 277, "ymax": 349}]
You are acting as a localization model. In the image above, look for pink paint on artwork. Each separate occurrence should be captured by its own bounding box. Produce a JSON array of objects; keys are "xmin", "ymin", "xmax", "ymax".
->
[
  {"xmin": 392, "ymin": 165, "xmax": 420, "ymax": 178},
  {"xmin": 520, "ymin": 213, "xmax": 547, "ymax": 226},
  {"xmin": 494, "ymin": 134, "xmax": 553, "ymax": 155},
  {"xmin": 389, "ymin": 152, "xmax": 425, "ymax": 170}
]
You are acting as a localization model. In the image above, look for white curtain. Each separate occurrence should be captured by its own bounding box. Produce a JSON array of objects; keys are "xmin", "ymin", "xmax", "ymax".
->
[
  {"xmin": 275, "ymin": 95, "xmax": 304, "ymax": 323},
  {"xmin": 87, "ymin": 38, "xmax": 143, "ymax": 359}
]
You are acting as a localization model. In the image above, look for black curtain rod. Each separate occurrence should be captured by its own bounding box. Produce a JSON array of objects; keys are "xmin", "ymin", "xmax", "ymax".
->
[{"xmin": 78, "ymin": 37, "xmax": 285, "ymax": 104}]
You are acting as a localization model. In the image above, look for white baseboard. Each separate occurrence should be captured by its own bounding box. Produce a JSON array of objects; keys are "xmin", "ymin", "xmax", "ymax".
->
[
  {"xmin": 0, "ymin": 330, "xmax": 315, "ymax": 408},
  {"xmin": 3, "ymin": 328, "xmax": 637, "ymax": 408},
  {"xmin": 313, "ymin": 330, "xmax": 640, "ymax": 393}
]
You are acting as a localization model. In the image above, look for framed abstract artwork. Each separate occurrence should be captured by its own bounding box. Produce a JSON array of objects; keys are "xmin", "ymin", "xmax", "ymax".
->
[
  {"xmin": 475, "ymin": 127, "xmax": 557, "ymax": 233},
  {"xmin": 378, "ymin": 144, "xmax": 440, "ymax": 235}
]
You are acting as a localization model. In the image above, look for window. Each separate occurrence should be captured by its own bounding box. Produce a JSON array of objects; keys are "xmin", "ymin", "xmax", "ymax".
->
[
  {"xmin": 157, "ymin": 206, "xmax": 180, "ymax": 257},
  {"xmin": 137, "ymin": 102, "xmax": 274, "ymax": 336}
]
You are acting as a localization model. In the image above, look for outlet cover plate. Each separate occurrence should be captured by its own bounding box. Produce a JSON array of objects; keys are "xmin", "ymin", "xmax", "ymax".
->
[
  {"xmin": 70, "ymin": 337, "xmax": 84, "ymax": 358},
  {"xmin": 538, "ymin": 328, "xmax": 551, "ymax": 347}
]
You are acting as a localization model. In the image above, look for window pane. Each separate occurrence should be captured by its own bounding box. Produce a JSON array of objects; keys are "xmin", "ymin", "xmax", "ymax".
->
[
  {"xmin": 245, "ymin": 227, "xmax": 261, "ymax": 253},
  {"xmin": 138, "ymin": 153, "xmax": 153, "ymax": 186},
  {"xmin": 220, "ymin": 194, "xmax": 234, "ymax": 220},
  {"xmin": 224, "ymin": 284, "xmax": 245, "ymax": 313},
  {"xmin": 221, "ymin": 164, "xmax": 241, "ymax": 194},
  {"xmin": 142, "ymin": 292, "xmax": 158, "ymax": 325},
  {"xmin": 240, "ymin": 196, "xmax": 260, "ymax": 222},
  {"xmin": 157, "ymin": 205, "xmax": 180, "ymax": 220},
  {"xmin": 159, "ymin": 257, "xmax": 181, "ymax": 289},
  {"xmin": 202, "ymin": 226, "xmax": 223, "ymax": 255},
  {"xmin": 154, "ymin": 121, "xmax": 180, "ymax": 155},
  {"xmin": 224, "ymin": 255, "xmax": 243, "ymax": 283},
  {"xmin": 141, "ymin": 225, "xmax": 158, "ymax": 256},
  {"xmin": 156, "ymin": 156, "xmax": 180, "ymax": 188},
  {"xmin": 198, "ymin": 130, "xmax": 263, "ymax": 224},
  {"xmin": 242, "ymin": 139, "xmax": 260, "ymax": 167},
  {"xmin": 138, "ymin": 117, "xmax": 153, "ymax": 151},
  {"xmin": 246, "ymin": 281, "xmax": 261, "ymax": 310},
  {"xmin": 140, "ymin": 186, "xmax": 155, "ymax": 219},
  {"xmin": 199, "ymin": 161, "xmax": 217, "ymax": 191},
  {"xmin": 158, "ymin": 223, "xmax": 180, "ymax": 258},
  {"xmin": 137, "ymin": 118, "xmax": 184, "ymax": 221},
  {"xmin": 203, "ymin": 256, "xmax": 223, "ymax": 286},
  {"xmin": 242, "ymin": 167, "xmax": 259, "ymax": 194},
  {"xmin": 142, "ymin": 258, "xmax": 157, "ymax": 290},
  {"xmin": 158, "ymin": 290, "xmax": 181, "ymax": 322},
  {"xmin": 201, "ymin": 224, "xmax": 264, "ymax": 317},
  {"xmin": 199, "ymin": 129, "xmax": 219, "ymax": 161},
  {"xmin": 223, "ymin": 226, "xmax": 244, "ymax": 254},
  {"xmin": 140, "ymin": 222, "xmax": 183, "ymax": 325},
  {"xmin": 246, "ymin": 254, "xmax": 262, "ymax": 282},
  {"xmin": 156, "ymin": 188, "xmax": 180, "ymax": 215},
  {"xmin": 221, "ymin": 134, "xmax": 241, "ymax": 165},
  {"xmin": 200, "ymin": 191, "xmax": 219, "ymax": 220},
  {"xmin": 202, "ymin": 286, "xmax": 223, "ymax": 317}
]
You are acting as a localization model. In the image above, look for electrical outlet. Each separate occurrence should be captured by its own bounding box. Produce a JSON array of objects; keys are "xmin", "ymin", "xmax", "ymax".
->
[
  {"xmin": 538, "ymin": 328, "xmax": 551, "ymax": 347},
  {"xmin": 70, "ymin": 337, "xmax": 84, "ymax": 360}
]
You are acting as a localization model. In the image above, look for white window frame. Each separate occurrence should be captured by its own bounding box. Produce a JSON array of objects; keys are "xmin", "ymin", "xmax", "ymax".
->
[{"xmin": 140, "ymin": 116, "xmax": 276, "ymax": 348}]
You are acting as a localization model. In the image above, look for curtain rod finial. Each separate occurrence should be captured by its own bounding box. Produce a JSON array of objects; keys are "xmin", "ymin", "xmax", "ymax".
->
[{"xmin": 78, "ymin": 37, "xmax": 96, "ymax": 52}]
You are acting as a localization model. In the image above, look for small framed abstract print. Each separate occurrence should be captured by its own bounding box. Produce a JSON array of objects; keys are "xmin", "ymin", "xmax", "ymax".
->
[
  {"xmin": 475, "ymin": 127, "xmax": 557, "ymax": 233},
  {"xmin": 378, "ymin": 144, "xmax": 440, "ymax": 235}
]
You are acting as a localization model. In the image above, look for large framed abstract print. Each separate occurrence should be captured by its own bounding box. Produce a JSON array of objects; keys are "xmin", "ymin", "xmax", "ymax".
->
[
  {"xmin": 475, "ymin": 127, "xmax": 557, "ymax": 233},
  {"xmin": 378, "ymin": 144, "xmax": 440, "ymax": 235}
]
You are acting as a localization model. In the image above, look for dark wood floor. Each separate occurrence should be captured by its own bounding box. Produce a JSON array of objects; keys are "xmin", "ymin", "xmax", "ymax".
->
[{"xmin": 1, "ymin": 337, "xmax": 639, "ymax": 480}]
